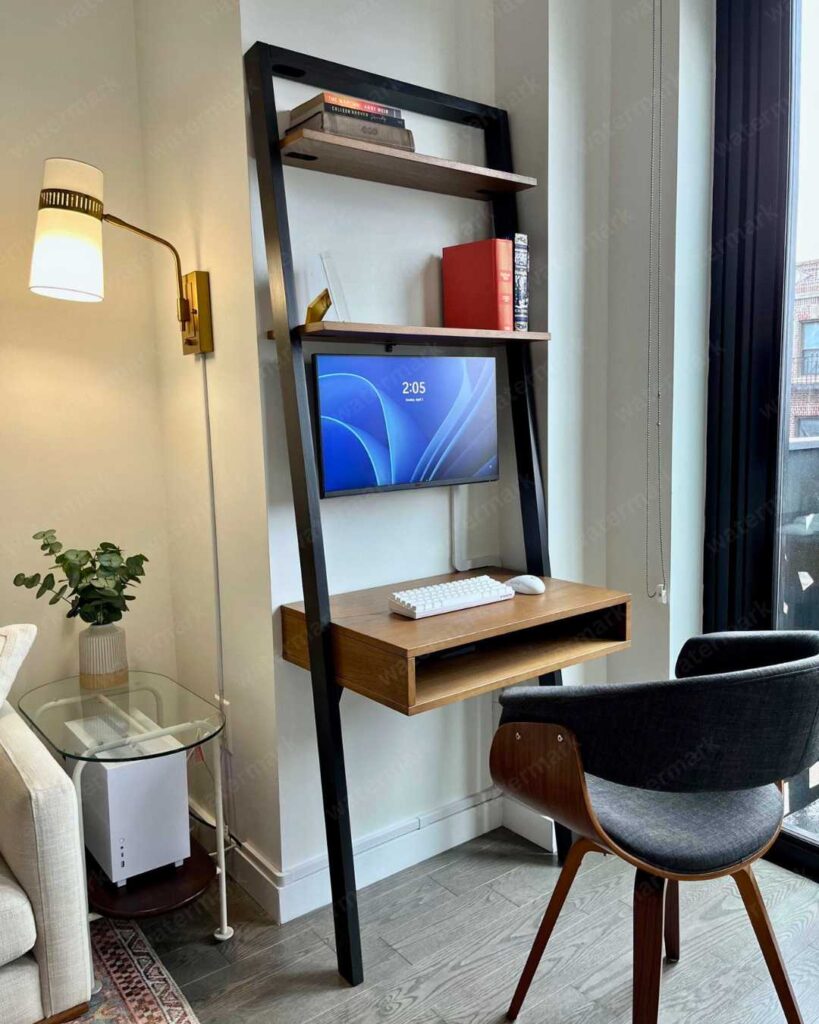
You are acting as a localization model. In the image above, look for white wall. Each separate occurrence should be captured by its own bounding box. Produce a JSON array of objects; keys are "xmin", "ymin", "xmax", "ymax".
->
[
  {"xmin": 669, "ymin": 0, "xmax": 713, "ymax": 660},
  {"xmin": 605, "ymin": 0, "xmax": 678, "ymax": 681},
  {"xmin": 606, "ymin": 0, "xmax": 714, "ymax": 682},
  {"xmin": 540, "ymin": 0, "xmax": 612, "ymax": 654},
  {"xmin": 0, "ymin": 0, "xmax": 177, "ymax": 696},
  {"xmin": 495, "ymin": 0, "xmax": 714, "ymax": 705}
]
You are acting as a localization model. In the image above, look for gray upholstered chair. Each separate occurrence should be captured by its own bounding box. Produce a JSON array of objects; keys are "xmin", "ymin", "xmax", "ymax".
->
[{"xmin": 491, "ymin": 631, "xmax": 819, "ymax": 1024}]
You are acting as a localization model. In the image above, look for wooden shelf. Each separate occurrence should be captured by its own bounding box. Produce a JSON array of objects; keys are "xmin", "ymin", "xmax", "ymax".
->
[
  {"xmin": 280, "ymin": 128, "xmax": 537, "ymax": 200},
  {"xmin": 267, "ymin": 322, "xmax": 551, "ymax": 346},
  {"xmin": 281, "ymin": 569, "xmax": 631, "ymax": 715},
  {"xmin": 87, "ymin": 838, "xmax": 215, "ymax": 919},
  {"xmin": 413, "ymin": 628, "xmax": 628, "ymax": 714}
]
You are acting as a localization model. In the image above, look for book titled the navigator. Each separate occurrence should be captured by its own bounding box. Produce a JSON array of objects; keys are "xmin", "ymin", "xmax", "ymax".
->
[
  {"xmin": 288, "ymin": 91, "xmax": 405, "ymax": 129},
  {"xmin": 513, "ymin": 233, "xmax": 529, "ymax": 331}
]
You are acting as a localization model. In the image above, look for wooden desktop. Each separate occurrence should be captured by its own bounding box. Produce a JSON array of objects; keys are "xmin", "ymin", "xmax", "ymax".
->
[{"xmin": 282, "ymin": 568, "xmax": 631, "ymax": 715}]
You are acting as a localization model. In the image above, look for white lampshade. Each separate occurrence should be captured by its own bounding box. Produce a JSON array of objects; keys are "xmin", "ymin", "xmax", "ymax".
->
[{"xmin": 29, "ymin": 158, "xmax": 104, "ymax": 302}]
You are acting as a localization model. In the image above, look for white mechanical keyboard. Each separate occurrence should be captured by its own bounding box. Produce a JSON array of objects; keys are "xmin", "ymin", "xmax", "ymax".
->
[{"xmin": 389, "ymin": 575, "xmax": 515, "ymax": 619}]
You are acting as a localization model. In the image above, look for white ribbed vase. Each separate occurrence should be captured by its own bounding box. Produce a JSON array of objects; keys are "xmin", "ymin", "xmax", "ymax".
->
[{"xmin": 79, "ymin": 624, "xmax": 128, "ymax": 690}]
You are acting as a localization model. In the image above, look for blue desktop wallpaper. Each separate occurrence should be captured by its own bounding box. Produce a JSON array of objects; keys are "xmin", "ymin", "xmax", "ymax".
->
[{"xmin": 315, "ymin": 355, "xmax": 498, "ymax": 495}]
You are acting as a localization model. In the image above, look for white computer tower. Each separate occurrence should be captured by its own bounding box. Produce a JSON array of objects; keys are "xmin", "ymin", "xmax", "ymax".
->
[{"xmin": 66, "ymin": 708, "xmax": 190, "ymax": 886}]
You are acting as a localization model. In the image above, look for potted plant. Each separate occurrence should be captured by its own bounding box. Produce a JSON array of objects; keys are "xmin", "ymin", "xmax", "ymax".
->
[{"xmin": 13, "ymin": 530, "xmax": 148, "ymax": 689}]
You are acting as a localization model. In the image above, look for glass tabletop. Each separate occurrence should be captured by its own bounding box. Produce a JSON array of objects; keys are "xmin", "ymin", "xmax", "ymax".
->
[{"xmin": 17, "ymin": 671, "xmax": 224, "ymax": 763}]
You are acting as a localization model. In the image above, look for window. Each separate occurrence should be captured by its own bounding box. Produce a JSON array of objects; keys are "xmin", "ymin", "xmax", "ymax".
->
[
  {"xmin": 776, "ymin": 0, "xmax": 819, "ymax": 852},
  {"xmin": 804, "ymin": 321, "xmax": 819, "ymax": 346},
  {"xmin": 802, "ymin": 321, "xmax": 819, "ymax": 375}
]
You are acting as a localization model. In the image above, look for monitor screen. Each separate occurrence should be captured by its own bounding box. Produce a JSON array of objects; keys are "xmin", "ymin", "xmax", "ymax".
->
[{"xmin": 314, "ymin": 354, "xmax": 499, "ymax": 497}]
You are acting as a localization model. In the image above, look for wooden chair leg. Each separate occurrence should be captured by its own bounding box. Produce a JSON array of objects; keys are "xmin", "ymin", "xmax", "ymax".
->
[
  {"xmin": 733, "ymin": 865, "xmax": 804, "ymax": 1024},
  {"xmin": 633, "ymin": 869, "xmax": 666, "ymax": 1024},
  {"xmin": 664, "ymin": 879, "xmax": 680, "ymax": 963},
  {"xmin": 506, "ymin": 837, "xmax": 600, "ymax": 1021}
]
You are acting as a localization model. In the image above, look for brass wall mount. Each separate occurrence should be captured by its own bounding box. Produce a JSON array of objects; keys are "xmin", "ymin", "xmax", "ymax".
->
[{"xmin": 182, "ymin": 271, "xmax": 214, "ymax": 356}]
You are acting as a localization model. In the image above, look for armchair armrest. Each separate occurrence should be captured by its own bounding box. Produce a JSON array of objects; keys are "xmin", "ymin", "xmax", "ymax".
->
[
  {"xmin": 0, "ymin": 704, "xmax": 91, "ymax": 1017},
  {"xmin": 490, "ymin": 721, "xmax": 602, "ymax": 839}
]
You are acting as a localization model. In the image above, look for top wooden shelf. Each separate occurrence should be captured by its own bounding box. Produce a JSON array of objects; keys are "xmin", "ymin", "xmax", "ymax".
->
[
  {"xmin": 281, "ymin": 569, "xmax": 631, "ymax": 715},
  {"xmin": 267, "ymin": 322, "xmax": 551, "ymax": 346},
  {"xmin": 280, "ymin": 128, "xmax": 538, "ymax": 200}
]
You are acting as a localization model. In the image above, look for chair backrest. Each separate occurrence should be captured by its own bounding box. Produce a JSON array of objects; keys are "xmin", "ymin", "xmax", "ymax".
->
[
  {"xmin": 499, "ymin": 631, "xmax": 819, "ymax": 792},
  {"xmin": 0, "ymin": 624, "xmax": 37, "ymax": 704}
]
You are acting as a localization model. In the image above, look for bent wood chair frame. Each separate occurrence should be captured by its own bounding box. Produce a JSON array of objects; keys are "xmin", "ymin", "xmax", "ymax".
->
[{"xmin": 491, "ymin": 722, "xmax": 802, "ymax": 1024}]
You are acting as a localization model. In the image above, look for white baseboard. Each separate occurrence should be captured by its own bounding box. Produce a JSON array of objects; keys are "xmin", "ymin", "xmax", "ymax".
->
[
  {"xmin": 230, "ymin": 786, "xmax": 503, "ymax": 923},
  {"xmin": 501, "ymin": 795, "xmax": 555, "ymax": 853}
]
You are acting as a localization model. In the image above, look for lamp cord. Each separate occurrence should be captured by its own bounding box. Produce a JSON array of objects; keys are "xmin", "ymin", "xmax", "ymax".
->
[{"xmin": 200, "ymin": 355, "xmax": 232, "ymax": 841}]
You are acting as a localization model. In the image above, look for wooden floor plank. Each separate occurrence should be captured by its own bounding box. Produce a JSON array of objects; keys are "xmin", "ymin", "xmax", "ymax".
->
[
  {"xmin": 380, "ymin": 881, "xmax": 517, "ymax": 967},
  {"xmin": 428, "ymin": 828, "xmax": 552, "ymax": 897},
  {"xmin": 161, "ymin": 829, "xmax": 819, "ymax": 1024}
]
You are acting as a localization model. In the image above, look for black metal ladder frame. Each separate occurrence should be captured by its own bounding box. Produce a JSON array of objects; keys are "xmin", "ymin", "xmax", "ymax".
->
[{"xmin": 244, "ymin": 42, "xmax": 564, "ymax": 986}]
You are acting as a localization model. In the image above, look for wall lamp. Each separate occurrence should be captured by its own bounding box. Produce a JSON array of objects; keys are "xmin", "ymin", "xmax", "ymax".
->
[{"xmin": 29, "ymin": 158, "xmax": 213, "ymax": 355}]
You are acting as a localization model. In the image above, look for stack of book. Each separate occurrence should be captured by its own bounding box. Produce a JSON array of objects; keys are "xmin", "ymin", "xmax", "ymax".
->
[
  {"xmin": 286, "ymin": 91, "xmax": 415, "ymax": 152},
  {"xmin": 442, "ymin": 235, "xmax": 529, "ymax": 333}
]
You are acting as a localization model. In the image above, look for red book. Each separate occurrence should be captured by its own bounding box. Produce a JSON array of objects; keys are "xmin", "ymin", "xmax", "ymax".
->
[{"xmin": 442, "ymin": 239, "xmax": 514, "ymax": 332}]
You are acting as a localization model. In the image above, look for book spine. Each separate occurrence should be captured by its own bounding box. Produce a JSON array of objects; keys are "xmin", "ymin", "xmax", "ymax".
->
[
  {"xmin": 324, "ymin": 92, "xmax": 402, "ymax": 120},
  {"xmin": 513, "ymin": 233, "xmax": 529, "ymax": 331},
  {"xmin": 497, "ymin": 240, "xmax": 514, "ymax": 332},
  {"xmin": 321, "ymin": 103, "xmax": 405, "ymax": 127},
  {"xmin": 317, "ymin": 112, "xmax": 415, "ymax": 150}
]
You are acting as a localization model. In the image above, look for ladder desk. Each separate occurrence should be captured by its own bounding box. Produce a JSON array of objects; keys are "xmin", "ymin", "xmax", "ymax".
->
[{"xmin": 245, "ymin": 42, "xmax": 631, "ymax": 985}]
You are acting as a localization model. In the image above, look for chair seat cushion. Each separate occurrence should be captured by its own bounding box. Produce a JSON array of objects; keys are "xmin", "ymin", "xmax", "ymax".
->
[
  {"xmin": 585, "ymin": 776, "xmax": 784, "ymax": 875},
  {"xmin": 0, "ymin": 855, "xmax": 36, "ymax": 967}
]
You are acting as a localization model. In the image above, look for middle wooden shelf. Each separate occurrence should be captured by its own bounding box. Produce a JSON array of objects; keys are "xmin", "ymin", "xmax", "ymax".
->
[
  {"xmin": 280, "ymin": 569, "xmax": 631, "ymax": 715},
  {"xmin": 267, "ymin": 322, "xmax": 552, "ymax": 346}
]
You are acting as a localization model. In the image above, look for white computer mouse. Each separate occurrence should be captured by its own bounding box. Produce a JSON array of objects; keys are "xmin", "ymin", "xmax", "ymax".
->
[{"xmin": 506, "ymin": 574, "xmax": 546, "ymax": 595}]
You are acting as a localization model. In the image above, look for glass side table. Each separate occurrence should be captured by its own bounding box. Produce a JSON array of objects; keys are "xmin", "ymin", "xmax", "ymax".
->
[{"xmin": 18, "ymin": 671, "xmax": 234, "ymax": 995}]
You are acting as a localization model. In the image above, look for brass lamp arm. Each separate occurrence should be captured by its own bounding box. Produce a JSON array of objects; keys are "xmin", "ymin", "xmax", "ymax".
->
[{"xmin": 103, "ymin": 213, "xmax": 190, "ymax": 326}]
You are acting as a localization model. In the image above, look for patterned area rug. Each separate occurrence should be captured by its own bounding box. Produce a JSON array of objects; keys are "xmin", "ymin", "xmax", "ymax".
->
[{"xmin": 78, "ymin": 918, "xmax": 200, "ymax": 1024}]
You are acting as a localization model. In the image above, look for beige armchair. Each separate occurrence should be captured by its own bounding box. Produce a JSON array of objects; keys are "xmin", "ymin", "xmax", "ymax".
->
[{"xmin": 0, "ymin": 625, "xmax": 91, "ymax": 1024}]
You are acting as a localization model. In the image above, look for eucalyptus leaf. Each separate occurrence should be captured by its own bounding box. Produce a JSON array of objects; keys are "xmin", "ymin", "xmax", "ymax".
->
[{"xmin": 36, "ymin": 573, "xmax": 55, "ymax": 599}]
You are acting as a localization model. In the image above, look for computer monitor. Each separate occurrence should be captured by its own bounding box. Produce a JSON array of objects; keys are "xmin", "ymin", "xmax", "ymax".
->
[{"xmin": 313, "ymin": 353, "xmax": 499, "ymax": 497}]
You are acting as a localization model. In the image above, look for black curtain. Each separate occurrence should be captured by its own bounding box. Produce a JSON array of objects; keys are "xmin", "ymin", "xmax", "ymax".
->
[{"xmin": 704, "ymin": 0, "xmax": 795, "ymax": 632}]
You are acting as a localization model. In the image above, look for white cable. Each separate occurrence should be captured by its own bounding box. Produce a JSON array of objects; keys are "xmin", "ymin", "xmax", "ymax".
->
[
  {"xmin": 200, "ymin": 356, "xmax": 231, "ymax": 842},
  {"xmin": 201, "ymin": 356, "xmax": 226, "ymax": 703}
]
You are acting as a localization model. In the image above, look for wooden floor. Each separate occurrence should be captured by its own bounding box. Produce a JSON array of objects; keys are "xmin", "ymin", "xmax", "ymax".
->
[{"xmin": 141, "ymin": 828, "xmax": 819, "ymax": 1024}]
